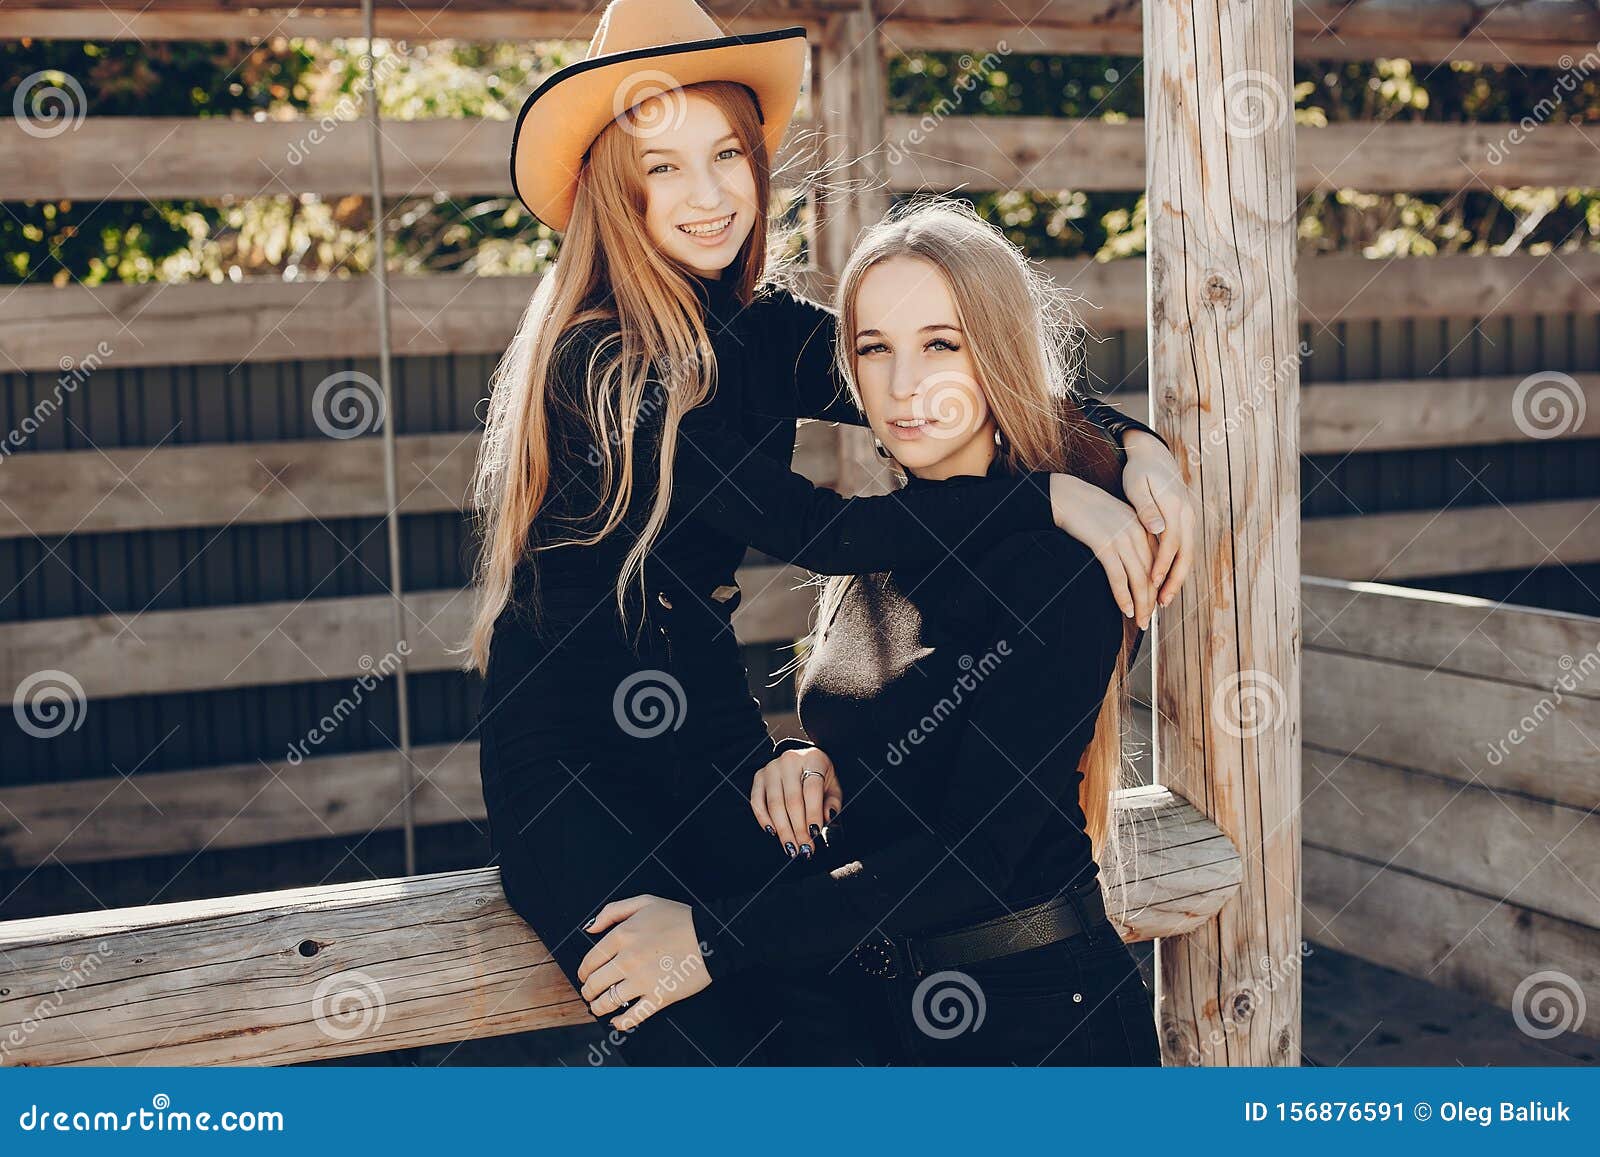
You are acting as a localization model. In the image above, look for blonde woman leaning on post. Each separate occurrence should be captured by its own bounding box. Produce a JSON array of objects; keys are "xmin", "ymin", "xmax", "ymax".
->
[{"xmin": 596, "ymin": 199, "xmax": 1172, "ymax": 1065}]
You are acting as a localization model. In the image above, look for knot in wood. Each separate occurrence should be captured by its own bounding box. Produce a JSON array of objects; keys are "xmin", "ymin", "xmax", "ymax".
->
[
  {"xmin": 1203, "ymin": 272, "xmax": 1235, "ymax": 306},
  {"xmin": 1230, "ymin": 988, "xmax": 1256, "ymax": 1020}
]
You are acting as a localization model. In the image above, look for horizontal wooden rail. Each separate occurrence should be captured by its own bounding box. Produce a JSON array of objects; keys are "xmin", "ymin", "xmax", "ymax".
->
[
  {"xmin": 14, "ymin": 116, "xmax": 1595, "ymax": 203},
  {"xmin": 3, "ymin": 115, "xmax": 820, "ymax": 202},
  {"xmin": 0, "ymin": 426, "xmax": 841, "ymax": 539},
  {"xmin": 882, "ymin": 119, "xmax": 1599, "ymax": 195},
  {"xmin": 0, "ymin": 565, "xmax": 819, "ymax": 701},
  {"xmin": 0, "ymin": 719, "xmax": 798, "ymax": 870},
  {"xmin": 6, "ymin": 253, "xmax": 1599, "ymax": 373},
  {"xmin": 1298, "ymin": 576, "xmax": 1600, "ymax": 1020},
  {"xmin": 1302, "ymin": 575, "xmax": 1600, "ymax": 692},
  {"xmin": 1292, "ymin": 374, "xmax": 1600, "ymax": 455},
  {"xmin": 1299, "ymin": 498, "xmax": 1600, "ymax": 581},
  {"xmin": 3, "ymin": 1, "xmax": 1591, "ymax": 66},
  {"xmin": 0, "ymin": 782, "xmax": 1239, "ymax": 1065}
]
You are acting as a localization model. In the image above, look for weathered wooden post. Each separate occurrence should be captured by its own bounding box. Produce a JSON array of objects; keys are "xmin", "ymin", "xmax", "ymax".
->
[
  {"xmin": 1144, "ymin": 0, "xmax": 1303, "ymax": 1064},
  {"xmin": 813, "ymin": 2, "xmax": 891, "ymax": 496}
]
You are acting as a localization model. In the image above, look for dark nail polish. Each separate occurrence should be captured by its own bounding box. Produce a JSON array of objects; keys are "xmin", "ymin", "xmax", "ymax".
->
[
  {"xmin": 583, "ymin": 917, "xmax": 596, "ymax": 930},
  {"xmin": 800, "ymin": 844, "xmax": 813, "ymax": 859},
  {"xmin": 764, "ymin": 824, "xmax": 774, "ymax": 835},
  {"xmin": 809, "ymin": 824, "xmax": 821, "ymax": 841},
  {"xmin": 826, "ymin": 806, "xmax": 837, "ymax": 822},
  {"xmin": 784, "ymin": 842, "xmax": 796, "ymax": 858}
]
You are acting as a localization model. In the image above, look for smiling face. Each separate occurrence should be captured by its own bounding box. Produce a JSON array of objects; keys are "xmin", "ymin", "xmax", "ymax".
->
[
  {"xmin": 630, "ymin": 90, "xmax": 759, "ymax": 279},
  {"xmin": 851, "ymin": 255, "xmax": 999, "ymax": 481}
]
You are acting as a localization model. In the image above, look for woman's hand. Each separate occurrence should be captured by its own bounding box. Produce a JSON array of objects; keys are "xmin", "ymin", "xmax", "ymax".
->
[
  {"xmin": 1048, "ymin": 472, "xmax": 1159, "ymax": 628},
  {"xmin": 577, "ymin": 895, "xmax": 710, "ymax": 1031},
  {"xmin": 751, "ymin": 746, "xmax": 841, "ymax": 860},
  {"xmin": 1119, "ymin": 429, "xmax": 1198, "ymax": 608}
]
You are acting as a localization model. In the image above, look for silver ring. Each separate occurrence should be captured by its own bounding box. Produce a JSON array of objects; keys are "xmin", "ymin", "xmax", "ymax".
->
[
  {"xmin": 800, "ymin": 769, "xmax": 823, "ymax": 783},
  {"xmin": 607, "ymin": 982, "xmax": 622, "ymax": 1007}
]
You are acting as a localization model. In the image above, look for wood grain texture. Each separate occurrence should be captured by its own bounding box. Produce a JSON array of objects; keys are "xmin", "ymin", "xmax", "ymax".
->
[
  {"xmin": 0, "ymin": 783, "xmax": 1238, "ymax": 1066},
  {"xmin": 1144, "ymin": 0, "xmax": 1303, "ymax": 1067},
  {"xmin": 5, "ymin": 1, "xmax": 1591, "ymax": 65},
  {"xmin": 5, "ymin": 253, "xmax": 1598, "ymax": 371},
  {"xmin": 0, "ymin": 565, "xmax": 817, "ymax": 699}
]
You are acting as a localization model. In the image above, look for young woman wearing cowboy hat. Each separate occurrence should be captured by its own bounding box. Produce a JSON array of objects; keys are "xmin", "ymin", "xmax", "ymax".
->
[{"xmin": 467, "ymin": 0, "xmax": 1194, "ymax": 1064}]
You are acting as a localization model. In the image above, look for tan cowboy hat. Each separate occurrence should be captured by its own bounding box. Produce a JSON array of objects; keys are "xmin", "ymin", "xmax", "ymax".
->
[{"xmin": 509, "ymin": 0, "xmax": 807, "ymax": 232}]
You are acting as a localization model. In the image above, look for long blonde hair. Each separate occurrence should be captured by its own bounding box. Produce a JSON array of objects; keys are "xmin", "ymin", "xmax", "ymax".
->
[
  {"xmin": 817, "ymin": 198, "xmax": 1141, "ymax": 920},
  {"xmin": 465, "ymin": 80, "xmax": 790, "ymax": 671}
]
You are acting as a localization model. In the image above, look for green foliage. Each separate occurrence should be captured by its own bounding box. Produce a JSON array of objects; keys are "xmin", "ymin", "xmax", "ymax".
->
[
  {"xmin": 2, "ymin": 39, "xmax": 315, "ymax": 284},
  {"xmin": 3, "ymin": 39, "xmax": 1597, "ymax": 285}
]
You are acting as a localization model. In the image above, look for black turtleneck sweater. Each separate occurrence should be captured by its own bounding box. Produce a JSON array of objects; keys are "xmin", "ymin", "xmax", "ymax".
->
[{"xmin": 688, "ymin": 452, "xmax": 1127, "ymax": 978}]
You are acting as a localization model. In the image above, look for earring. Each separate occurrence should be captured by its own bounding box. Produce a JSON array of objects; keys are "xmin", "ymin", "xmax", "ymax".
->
[{"xmin": 873, "ymin": 437, "xmax": 893, "ymax": 460}]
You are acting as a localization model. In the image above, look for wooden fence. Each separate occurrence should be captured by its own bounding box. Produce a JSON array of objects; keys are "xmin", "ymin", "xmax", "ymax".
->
[{"xmin": 1300, "ymin": 578, "xmax": 1600, "ymax": 1022}]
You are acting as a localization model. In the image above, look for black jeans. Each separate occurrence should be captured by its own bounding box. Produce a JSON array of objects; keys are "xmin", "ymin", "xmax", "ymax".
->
[{"xmin": 769, "ymin": 890, "xmax": 1163, "ymax": 1067}]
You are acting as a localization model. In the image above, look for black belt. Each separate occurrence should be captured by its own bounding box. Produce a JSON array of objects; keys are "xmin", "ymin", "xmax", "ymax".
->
[{"xmin": 852, "ymin": 878, "xmax": 1111, "ymax": 980}]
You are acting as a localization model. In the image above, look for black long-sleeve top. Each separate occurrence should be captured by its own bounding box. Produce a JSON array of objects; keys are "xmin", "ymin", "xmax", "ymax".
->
[
  {"xmin": 518, "ymin": 270, "xmax": 1155, "ymax": 608},
  {"xmin": 687, "ymin": 454, "xmax": 1128, "ymax": 979}
]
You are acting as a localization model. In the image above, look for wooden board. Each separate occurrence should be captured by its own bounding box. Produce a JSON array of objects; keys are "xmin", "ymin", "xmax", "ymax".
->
[
  {"xmin": 1304, "ymin": 747, "xmax": 1600, "ymax": 930},
  {"xmin": 0, "ymin": 782, "xmax": 1239, "ymax": 1065},
  {"xmin": 1301, "ymin": 499, "xmax": 1600, "ymax": 581},
  {"xmin": 1304, "ymin": 844, "xmax": 1600, "ymax": 1032},
  {"xmin": 1, "ymin": 115, "xmax": 819, "ymax": 201},
  {"xmin": 4, "ymin": 1, "xmax": 1592, "ymax": 66},
  {"xmin": 1303, "ymin": 575, "xmax": 1600, "ymax": 691},
  {"xmin": 0, "ymin": 565, "xmax": 818, "ymax": 699},
  {"xmin": 4, "ymin": 255, "xmax": 1598, "ymax": 371},
  {"xmin": 1303, "ymin": 647, "xmax": 1600, "ymax": 811}
]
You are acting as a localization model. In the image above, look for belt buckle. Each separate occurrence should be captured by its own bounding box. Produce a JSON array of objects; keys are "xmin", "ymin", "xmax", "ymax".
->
[{"xmin": 852, "ymin": 935, "xmax": 901, "ymax": 980}]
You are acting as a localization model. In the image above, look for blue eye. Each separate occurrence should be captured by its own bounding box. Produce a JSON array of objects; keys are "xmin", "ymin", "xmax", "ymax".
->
[
  {"xmin": 855, "ymin": 342, "xmax": 887, "ymax": 356},
  {"xmin": 717, "ymin": 147, "xmax": 743, "ymax": 161},
  {"xmin": 927, "ymin": 338, "xmax": 960, "ymax": 352},
  {"xmin": 647, "ymin": 163, "xmax": 674, "ymax": 175}
]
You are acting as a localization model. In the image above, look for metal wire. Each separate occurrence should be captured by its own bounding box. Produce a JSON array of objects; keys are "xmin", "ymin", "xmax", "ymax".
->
[{"xmin": 362, "ymin": 0, "xmax": 417, "ymax": 876}]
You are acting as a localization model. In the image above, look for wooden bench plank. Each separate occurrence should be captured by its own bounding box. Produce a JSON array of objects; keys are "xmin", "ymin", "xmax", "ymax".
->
[{"xmin": 0, "ymin": 784, "xmax": 1239, "ymax": 1066}]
